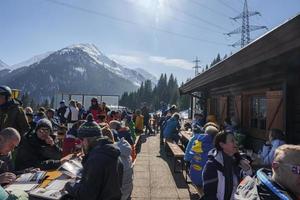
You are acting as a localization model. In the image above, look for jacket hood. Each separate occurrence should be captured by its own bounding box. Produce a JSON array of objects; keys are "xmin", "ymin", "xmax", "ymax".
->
[
  {"xmin": 207, "ymin": 148, "xmax": 224, "ymax": 166},
  {"xmin": 0, "ymin": 99, "xmax": 20, "ymax": 110},
  {"xmin": 90, "ymin": 137, "xmax": 120, "ymax": 159},
  {"xmin": 116, "ymin": 137, "xmax": 132, "ymax": 158}
]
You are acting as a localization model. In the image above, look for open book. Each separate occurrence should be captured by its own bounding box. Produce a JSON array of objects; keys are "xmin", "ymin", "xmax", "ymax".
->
[
  {"xmin": 5, "ymin": 171, "xmax": 47, "ymax": 192},
  {"xmin": 29, "ymin": 177, "xmax": 71, "ymax": 200},
  {"xmin": 58, "ymin": 158, "xmax": 82, "ymax": 178}
]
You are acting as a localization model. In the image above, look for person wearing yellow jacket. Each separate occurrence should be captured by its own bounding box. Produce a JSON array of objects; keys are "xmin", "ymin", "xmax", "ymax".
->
[{"xmin": 134, "ymin": 110, "xmax": 144, "ymax": 135}]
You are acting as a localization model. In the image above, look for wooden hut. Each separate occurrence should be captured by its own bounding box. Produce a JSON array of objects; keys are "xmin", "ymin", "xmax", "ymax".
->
[{"xmin": 179, "ymin": 14, "xmax": 300, "ymax": 149}]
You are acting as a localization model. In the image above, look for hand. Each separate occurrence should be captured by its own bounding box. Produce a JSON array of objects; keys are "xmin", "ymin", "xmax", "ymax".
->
[
  {"xmin": 24, "ymin": 167, "xmax": 41, "ymax": 173},
  {"xmin": 239, "ymin": 159, "xmax": 251, "ymax": 171},
  {"xmin": 45, "ymin": 136, "xmax": 55, "ymax": 146},
  {"xmin": 0, "ymin": 172, "xmax": 16, "ymax": 184}
]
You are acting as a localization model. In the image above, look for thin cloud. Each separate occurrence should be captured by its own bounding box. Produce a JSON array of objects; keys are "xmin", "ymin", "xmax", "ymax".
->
[
  {"xmin": 149, "ymin": 56, "xmax": 193, "ymax": 70},
  {"xmin": 109, "ymin": 54, "xmax": 142, "ymax": 65},
  {"xmin": 109, "ymin": 53, "xmax": 194, "ymax": 70}
]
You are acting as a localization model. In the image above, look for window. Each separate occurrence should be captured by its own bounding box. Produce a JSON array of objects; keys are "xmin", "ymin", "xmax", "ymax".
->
[{"xmin": 250, "ymin": 96, "xmax": 267, "ymax": 130}]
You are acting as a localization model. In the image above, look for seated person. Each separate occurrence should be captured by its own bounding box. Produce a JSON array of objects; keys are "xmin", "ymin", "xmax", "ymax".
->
[
  {"xmin": 109, "ymin": 120, "xmax": 134, "ymax": 146},
  {"xmin": 259, "ymin": 128, "xmax": 285, "ymax": 166},
  {"xmin": 202, "ymin": 131, "xmax": 252, "ymax": 200},
  {"xmin": 62, "ymin": 120, "xmax": 85, "ymax": 157},
  {"xmin": 98, "ymin": 114, "xmax": 108, "ymax": 128},
  {"xmin": 163, "ymin": 113, "xmax": 181, "ymax": 143},
  {"xmin": 184, "ymin": 123, "xmax": 204, "ymax": 163},
  {"xmin": 188, "ymin": 123, "xmax": 219, "ymax": 187},
  {"xmin": 192, "ymin": 112, "xmax": 205, "ymax": 128},
  {"xmin": 15, "ymin": 119, "xmax": 62, "ymax": 171},
  {"xmin": 64, "ymin": 114, "xmax": 123, "ymax": 200},
  {"xmin": 235, "ymin": 144, "xmax": 300, "ymax": 199},
  {"xmin": 0, "ymin": 128, "xmax": 20, "ymax": 185}
]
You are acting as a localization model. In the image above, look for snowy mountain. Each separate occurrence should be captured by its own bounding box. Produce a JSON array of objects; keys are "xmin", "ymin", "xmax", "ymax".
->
[
  {"xmin": 0, "ymin": 43, "xmax": 155, "ymax": 102},
  {"xmin": 134, "ymin": 68, "xmax": 157, "ymax": 85},
  {"xmin": 11, "ymin": 51, "xmax": 53, "ymax": 69},
  {"xmin": 0, "ymin": 59, "xmax": 9, "ymax": 69},
  {"xmin": 61, "ymin": 44, "xmax": 149, "ymax": 86}
]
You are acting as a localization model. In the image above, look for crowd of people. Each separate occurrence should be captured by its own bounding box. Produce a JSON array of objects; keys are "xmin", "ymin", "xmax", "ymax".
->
[
  {"xmin": 0, "ymin": 84, "xmax": 300, "ymax": 200},
  {"xmin": 159, "ymin": 107, "xmax": 300, "ymax": 199},
  {"xmin": 0, "ymin": 85, "xmax": 156, "ymax": 200}
]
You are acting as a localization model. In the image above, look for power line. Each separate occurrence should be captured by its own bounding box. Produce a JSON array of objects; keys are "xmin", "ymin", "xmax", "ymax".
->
[
  {"xmin": 217, "ymin": 0, "xmax": 240, "ymax": 14},
  {"xmin": 41, "ymin": 0, "xmax": 228, "ymax": 46},
  {"xmin": 189, "ymin": 0, "xmax": 232, "ymax": 19},
  {"xmin": 167, "ymin": 4, "xmax": 230, "ymax": 32},
  {"xmin": 118, "ymin": 0, "xmax": 225, "ymax": 34}
]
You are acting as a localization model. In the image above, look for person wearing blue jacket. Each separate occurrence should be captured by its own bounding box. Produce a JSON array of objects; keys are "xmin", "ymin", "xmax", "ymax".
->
[
  {"xmin": 189, "ymin": 123, "xmax": 219, "ymax": 187},
  {"xmin": 259, "ymin": 128, "xmax": 285, "ymax": 166},
  {"xmin": 163, "ymin": 113, "xmax": 181, "ymax": 143}
]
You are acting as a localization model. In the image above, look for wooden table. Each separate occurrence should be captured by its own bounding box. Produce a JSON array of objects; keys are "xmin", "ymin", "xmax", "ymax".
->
[{"xmin": 180, "ymin": 131, "xmax": 192, "ymax": 141}]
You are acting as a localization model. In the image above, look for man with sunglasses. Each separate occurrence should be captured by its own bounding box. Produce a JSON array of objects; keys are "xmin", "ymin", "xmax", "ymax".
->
[{"xmin": 235, "ymin": 144, "xmax": 300, "ymax": 200}]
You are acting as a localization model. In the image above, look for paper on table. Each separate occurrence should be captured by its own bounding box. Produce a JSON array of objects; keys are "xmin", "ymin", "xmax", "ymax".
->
[{"xmin": 5, "ymin": 183, "xmax": 38, "ymax": 192}]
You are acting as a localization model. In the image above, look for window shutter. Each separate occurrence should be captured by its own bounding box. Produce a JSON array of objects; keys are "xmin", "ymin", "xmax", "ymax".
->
[
  {"xmin": 234, "ymin": 95, "xmax": 242, "ymax": 124},
  {"xmin": 218, "ymin": 96, "xmax": 228, "ymax": 124},
  {"xmin": 207, "ymin": 98, "xmax": 211, "ymax": 115},
  {"xmin": 266, "ymin": 91, "xmax": 284, "ymax": 131}
]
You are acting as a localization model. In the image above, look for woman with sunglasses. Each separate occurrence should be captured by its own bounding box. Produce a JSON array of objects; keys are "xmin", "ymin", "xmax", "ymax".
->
[{"xmin": 15, "ymin": 119, "xmax": 62, "ymax": 171}]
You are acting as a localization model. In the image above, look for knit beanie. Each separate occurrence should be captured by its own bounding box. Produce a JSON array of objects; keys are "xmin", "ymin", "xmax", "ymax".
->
[
  {"xmin": 78, "ymin": 114, "xmax": 102, "ymax": 138},
  {"xmin": 36, "ymin": 118, "xmax": 53, "ymax": 133}
]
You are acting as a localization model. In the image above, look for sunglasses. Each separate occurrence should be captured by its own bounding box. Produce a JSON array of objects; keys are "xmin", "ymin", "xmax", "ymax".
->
[
  {"xmin": 39, "ymin": 128, "xmax": 50, "ymax": 133},
  {"xmin": 274, "ymin": 162, "xmax": 300, "ymax": 175}
]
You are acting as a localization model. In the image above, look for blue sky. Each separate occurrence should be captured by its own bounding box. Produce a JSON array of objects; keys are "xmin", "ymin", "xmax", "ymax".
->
[{"xmin": 1, "ymin": 0, "xmax": 299, "ymax": 83}]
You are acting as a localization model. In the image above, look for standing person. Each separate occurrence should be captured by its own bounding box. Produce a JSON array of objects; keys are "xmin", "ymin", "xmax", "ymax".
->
[
  {"xmin": 0, "ymin": 85, "xmax": 29, "ymax": 136},
  {"xmin": 64, "ymin": 114, "xmax": 123, "ymax": 200},
  {"xmin": 77, "ymin": 102, "xmax": 86, "ymax": 120},
  {"xmin": 202, "ymin": 131, "xmax": 252, "ymax": 200},
  {"xmin": 116, "ymin": 137, "xmax": 133, "ymax": 200},
  {"xmin": 57, "ymin": 100, "xmax": 68, "ymax": 124},
  {"xmin": 134, "ymin": 110, "xmax": 144, "ymax": 135},
  {"xmin": 99, "ymin": 102, "xmax": 110, "ymax": 117},
  {"xmin": 235, "ymin": 144, "xmax": 300, "ymax": 200},
  {"xmin": 141, "ymin": 106, "xmax": 153, "ymax": 135},
  {"xmin": 259, "ymin": 128, "xmax": 286, "ymax": 166},
  {"xmin": 46, "ymin": 108, "xmax": 60, "ymax": 131},
  {"xmin": 64, "ymin": 100, "xmax": 79, "ymax": 128},
  {"xmin": 163, "ymin": 113, "xmax": 181, "ymax": 143},
  {"xmin": 88, "ymin": 98, "xmax": 102, "ymax": 123}
]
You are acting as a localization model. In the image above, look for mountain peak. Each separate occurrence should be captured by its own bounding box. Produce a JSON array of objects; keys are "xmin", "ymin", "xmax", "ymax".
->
[{"xmin": 0, "ymin": 59, "xmax": 9, "ymax": 68}]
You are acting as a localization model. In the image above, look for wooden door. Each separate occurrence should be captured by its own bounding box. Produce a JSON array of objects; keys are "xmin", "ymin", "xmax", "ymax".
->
[{"xmin": 266, "ymin": 91, "xmax": 284, "ymax": 131}]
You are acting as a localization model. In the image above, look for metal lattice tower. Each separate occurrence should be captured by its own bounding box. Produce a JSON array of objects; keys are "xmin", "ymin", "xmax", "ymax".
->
[
  {"xmin": 192, "ymin": 57, "xmax": 201, "ymax": 76},
  {"xmin": 226, "ymin": 0, "xmax": 268, "ymax": 48}
]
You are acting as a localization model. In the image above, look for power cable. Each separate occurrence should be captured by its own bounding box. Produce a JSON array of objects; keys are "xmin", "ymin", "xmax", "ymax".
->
[
  {"xmin": 41, "ymin": 0, "xmax": 228, "ymax": 46},
  {"xmin": 118, "ymin": 0, "xmax": 225, "ymax": 34},
  {"xmin": 189, "ymin": 0, "xmax": 232, "ymax": 19}
]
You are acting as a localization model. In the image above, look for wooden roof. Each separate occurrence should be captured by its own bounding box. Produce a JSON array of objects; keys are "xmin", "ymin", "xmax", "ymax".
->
[{"xmin": 180, "ymin": 14, "xmax": 300, "ymax": 95}]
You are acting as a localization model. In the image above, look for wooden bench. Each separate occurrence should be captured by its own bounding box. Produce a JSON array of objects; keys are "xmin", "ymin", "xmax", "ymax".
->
[
  {"xmin": 192, "ymin": 184, "xmax": 204, "ymax": 198},
  {"xmin": 165, "ymin": 141, "xmax": 185, "ymax": 173}
]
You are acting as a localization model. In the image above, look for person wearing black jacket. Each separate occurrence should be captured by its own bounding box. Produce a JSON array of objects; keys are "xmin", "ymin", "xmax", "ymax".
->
[
  {"xmin": 65, "ymin": 114, "xmax": 123, "ymax": 200},
  {"xmin": 14, "ymin": 119, "xmax": 62, "ymax": 171}
]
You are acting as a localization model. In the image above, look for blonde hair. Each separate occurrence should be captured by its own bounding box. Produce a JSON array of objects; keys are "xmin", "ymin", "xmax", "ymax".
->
[{"xmin": 274, "ymin": 144, "xmax": 300, "ymax": 163}]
